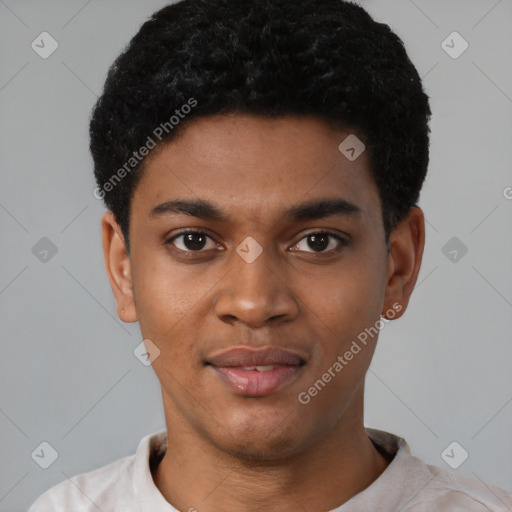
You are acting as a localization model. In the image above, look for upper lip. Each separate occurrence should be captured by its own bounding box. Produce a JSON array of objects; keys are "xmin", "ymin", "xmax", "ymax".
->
[{"xmin": 206, "ymin": 347, "xmax": 306, "ymax": 367}]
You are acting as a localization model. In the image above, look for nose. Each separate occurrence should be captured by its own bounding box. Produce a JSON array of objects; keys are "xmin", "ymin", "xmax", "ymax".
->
[{"xmin": 213, "ymin": 244, "xmax": 299, "ymax": 328}]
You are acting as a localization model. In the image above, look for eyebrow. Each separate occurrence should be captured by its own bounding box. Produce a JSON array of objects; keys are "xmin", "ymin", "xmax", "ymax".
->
[{"xmin": 149, "ymin": 198, "xmax": 363, "ymax": 223}]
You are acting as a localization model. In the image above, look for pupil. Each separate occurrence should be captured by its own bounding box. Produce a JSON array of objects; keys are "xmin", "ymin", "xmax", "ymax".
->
[
  {"xmin": 308, "ymin": 234, "xmax": 329, "ymax": 251},
  {"xmin": 184, "ymin": 233, "xmax": 206, "ymax": 251}
]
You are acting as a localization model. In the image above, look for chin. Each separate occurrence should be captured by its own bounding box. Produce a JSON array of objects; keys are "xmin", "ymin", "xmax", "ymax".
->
[{"xmin": 213, "ymin": 412, "xmax": 313, "ymax": 463}]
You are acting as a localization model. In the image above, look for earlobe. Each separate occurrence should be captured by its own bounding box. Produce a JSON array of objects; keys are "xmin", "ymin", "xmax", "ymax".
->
[
  {"xmin": 101, "ymin": 211, "xmax": 138, "ymax": 323},
  {"xmin": 381, "ymin": 207, "xmax": 425, "ymax": 320}
]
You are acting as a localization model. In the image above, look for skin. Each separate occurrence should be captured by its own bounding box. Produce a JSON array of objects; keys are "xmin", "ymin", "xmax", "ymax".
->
[{"xmin": 102, "ymin": 114, "xmax": 425, "ymax": 511}]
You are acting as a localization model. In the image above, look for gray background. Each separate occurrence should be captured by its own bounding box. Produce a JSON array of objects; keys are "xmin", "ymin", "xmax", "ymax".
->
[{"xmin": 0, "ymin": 0, "xmax": 511, "ymax": 510}]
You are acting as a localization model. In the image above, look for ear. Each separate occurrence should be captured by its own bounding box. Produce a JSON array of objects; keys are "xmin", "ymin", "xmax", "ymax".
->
[
  {"xmin": 381, "ymin": 207, "xmax": 425, "ymax": 320},
  {"xmin": 101, "ymin": 211, "xmax": 138, "ymax": 323}
]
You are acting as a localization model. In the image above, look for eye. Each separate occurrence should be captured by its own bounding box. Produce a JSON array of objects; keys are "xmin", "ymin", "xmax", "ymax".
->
[
  {"xmin": 166, "ymin": 230, "xmax": 220, "ymax": 252},
  {"xmin": 290, "ymin": 231, "xmax": 348, "ymax": 253}
]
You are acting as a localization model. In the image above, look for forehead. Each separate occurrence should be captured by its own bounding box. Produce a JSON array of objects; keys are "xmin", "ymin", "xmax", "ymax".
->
[{"xmin": 131, "ymin": 114, "xmax": 381, "ymax": 227}]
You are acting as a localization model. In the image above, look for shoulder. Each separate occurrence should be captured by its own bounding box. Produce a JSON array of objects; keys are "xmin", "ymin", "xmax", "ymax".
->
[
  {"xmin": 366, "ymin": 428, "xmax": 512, "ymax": 512},
  {"xmin": 27, "ymin": 429, "xmax": 167, "ymax": 512},
  {"xmin": 27, "ymin": 454, "xmax": 135, "ymax": 511},
  {"xmin": 402, "ymin": 453, "xmax": 512, "ymax": 511}
]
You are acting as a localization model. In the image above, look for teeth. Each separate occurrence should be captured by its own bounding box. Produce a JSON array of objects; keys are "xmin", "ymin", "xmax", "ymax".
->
[
  {"xmin": 238, "ymin": 365, "xmax": 276, "ymax": 371},
  {"xmin": 255, "ymin": 365, "xmax": 275, "ymax": 371}
]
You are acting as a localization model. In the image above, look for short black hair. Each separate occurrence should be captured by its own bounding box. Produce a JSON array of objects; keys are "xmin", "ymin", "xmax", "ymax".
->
[{"xmin": 90, "ymin": 0, "xmax": 431, "ymax": 253}]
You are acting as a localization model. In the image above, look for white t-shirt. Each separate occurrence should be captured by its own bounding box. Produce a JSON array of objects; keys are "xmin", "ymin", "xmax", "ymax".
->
[{"xmin": 28, "ymin": 428, "xmax": 512, "ymax": 511}]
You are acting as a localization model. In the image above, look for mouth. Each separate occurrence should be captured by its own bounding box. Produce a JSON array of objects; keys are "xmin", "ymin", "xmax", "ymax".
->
[{"xmin": 205, "ymin": 347, "xmax": 307, "ymax": 397}]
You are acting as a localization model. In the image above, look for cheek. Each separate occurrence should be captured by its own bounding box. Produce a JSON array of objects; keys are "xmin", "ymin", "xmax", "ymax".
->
[
  {"xmin": 296, "ymin": 257, "xmax": 385, "ymax": 338},
  {"xmin": 131, "ymin": 247, "xmax": 209, "ymax": 333},
  {"xmin": 130, "ymin": 254, "xmax": 219, "ymax": 387}
]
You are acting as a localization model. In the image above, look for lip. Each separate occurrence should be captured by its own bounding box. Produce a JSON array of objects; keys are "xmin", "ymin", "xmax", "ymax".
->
[
  {"xmin": 206, "ymin": 346, "xmax": 307, "ymax": 397},
  {"xmin": 206, "ymin": 346, "xmax": 306, "ymax": 367}
]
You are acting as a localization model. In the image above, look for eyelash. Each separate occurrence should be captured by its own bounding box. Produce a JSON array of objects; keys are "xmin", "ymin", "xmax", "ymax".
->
[{"xmin": 165, "ymin": 229, "xmax": 349, "ymax": 254}]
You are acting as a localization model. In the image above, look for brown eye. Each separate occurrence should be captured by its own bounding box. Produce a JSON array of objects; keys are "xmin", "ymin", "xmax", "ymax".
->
[
  {"xmin": 167, "ymin": 231, "xmax": 218, "ymax": 252},
  {"xmin": 291, "ymin": 232, "xmax": 348, "ymax": 253}
]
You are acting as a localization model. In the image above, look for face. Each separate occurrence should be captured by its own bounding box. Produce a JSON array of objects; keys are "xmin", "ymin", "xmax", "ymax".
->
[{"xmin": 103, "ymin": 114, "xmax": 423, "ymax": 461}]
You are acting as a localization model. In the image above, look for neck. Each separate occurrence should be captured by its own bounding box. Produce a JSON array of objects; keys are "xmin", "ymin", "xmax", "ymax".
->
[{"xmin": 153, "ymin": 389, "xmax": 389, "ymax": 512}]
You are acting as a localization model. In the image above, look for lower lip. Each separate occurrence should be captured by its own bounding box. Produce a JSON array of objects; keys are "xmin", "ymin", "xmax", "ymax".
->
[{"xmin": 210, "ymin": 365, "xmax": 303, "ymax": 397}]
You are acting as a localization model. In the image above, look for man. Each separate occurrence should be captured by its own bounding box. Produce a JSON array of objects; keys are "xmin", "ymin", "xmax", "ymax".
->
[{"xmin": 29, "ymin": 0, "xmax": 512, "ymax": 510}]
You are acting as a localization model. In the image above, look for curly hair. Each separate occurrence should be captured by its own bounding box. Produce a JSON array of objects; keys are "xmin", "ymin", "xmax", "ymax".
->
[{"xmin": 90, "ymin": 0, "xmax": 431, "ymax": 253}]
